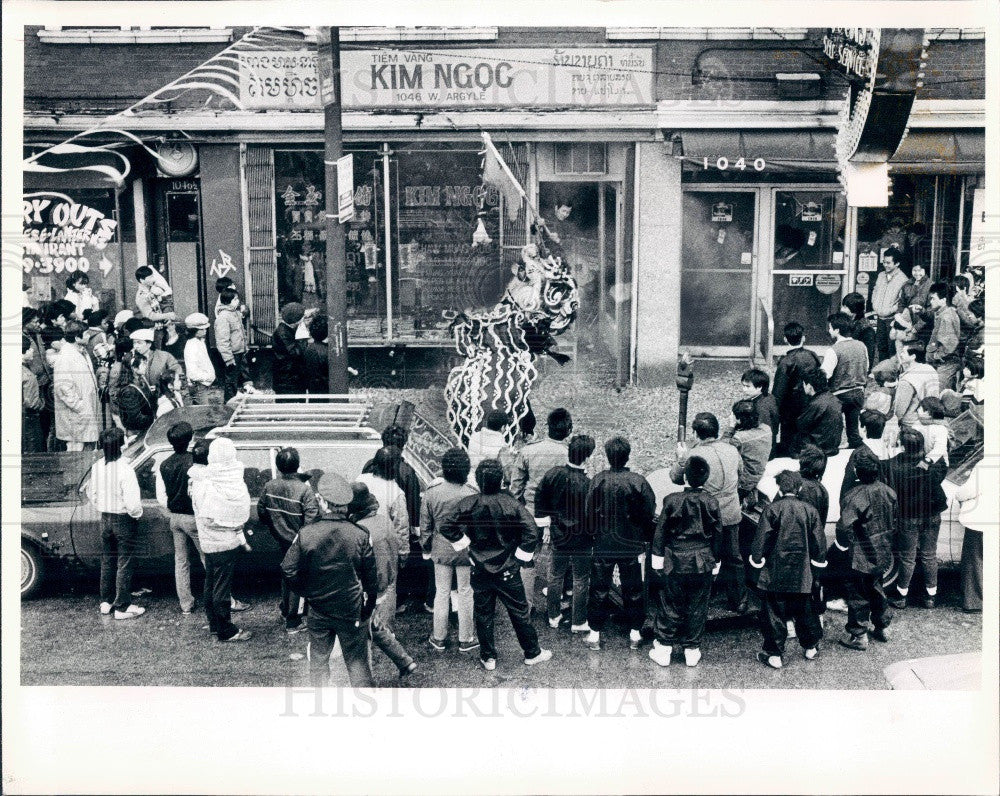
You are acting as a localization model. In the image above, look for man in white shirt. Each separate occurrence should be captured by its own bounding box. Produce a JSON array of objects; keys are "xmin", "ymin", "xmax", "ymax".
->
[
  {"xmin": 466, "ymin": 410, "xmax": 513, "ymax": 473},
  {"xmin": 86, "ymin": 427, "xmax": 146, "ymax": 620},
  {"xmin": 869, "ymin": 247, "xmax": 909, "ymax": 363},
  {"xmin": 182, "ymin": 313, "xmax": 223, "ymax": 406}
]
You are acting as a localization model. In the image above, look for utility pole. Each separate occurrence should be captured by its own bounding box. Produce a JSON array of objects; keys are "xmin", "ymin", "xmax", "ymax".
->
[{"xmin": 318, "ymin": 26, "xmax": 349, "ymax": 393}]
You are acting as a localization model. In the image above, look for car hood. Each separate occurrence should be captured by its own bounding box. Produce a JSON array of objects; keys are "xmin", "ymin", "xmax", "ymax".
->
[{"xmin": 884, "ymin": 652, "xmax": 982, "ymax": 690}]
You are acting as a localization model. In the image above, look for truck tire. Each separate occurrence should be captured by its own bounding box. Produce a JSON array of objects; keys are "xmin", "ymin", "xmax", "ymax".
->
[{"xmin": 21, "ymin": 540, "xmax": 46, "ymax": 599}]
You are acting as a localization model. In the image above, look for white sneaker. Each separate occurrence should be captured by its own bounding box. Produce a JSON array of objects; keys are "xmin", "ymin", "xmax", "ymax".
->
[
  {"xmin": 585, "ymin": 630, "xmax": 601, "ymax": 650},
  {"xmin": 804, "ymin": 647, "xmax": 818, "ymax": 660},
  {"xmin": 629, "ymin": 628, "xmax": 643, "ymax": 649},
  {"xmin": 541, "ymin": 587, "xmax": 549, "ymax": 597},
  {"xmin": 826, "ymin": 598, "xmax": 848, "ymax": 613},
  {"xmin": 114, "ymin": 605, "xmax": 145, "ymax": 620},
  {"xmin": 548, "ymin": 614, "xmax": 563, "ymax": 629},
  {"xmin": 786, "ymin": 620, "xmax": 797, "ymax": 639},
  {"xmin": 684, "ymin": 648, "xmax": 702, "ymax": 667},
  {"xmin": 480, "ymin": 657, "xmax": 497, "ymax": 671},
  {"xmin": 99, "ymin": 602, "xmax": 112, "ymax": 615},
  {"xmin": 570, "ymin": 622, "xmax": 591, "ymax": 634},
  {"xmin": 649, "ymin": 641, "xmax": 672, "ymax": 666},
  {"xmin": 524, "ymin": 649, "xmax": 553, "ymax": 666}
]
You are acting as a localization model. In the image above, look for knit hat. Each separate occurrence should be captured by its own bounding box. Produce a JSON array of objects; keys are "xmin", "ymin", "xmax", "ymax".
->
[
  {"xmin": 775, "ymin": 470, "xmax": 803, "ymax": 495},
  {"xmin": 113, "ymin": 309, "xmax": 134, "ymax": 328},
  {"xmin": 129, "ymin": 328, "xmax": 155, "ymax": 343},
  {"xmin": 208, "ymin": 436, "xmax": 239, "ymax": 465},
  {"xmin": 281, "ymin": 302, "xmax": 305, "ymax": 325},
  {"xmin": 184, "ymin": 312, "xmax": 210, "ymax": 330},
  {"xmin": 347, "ymin": 482, "xmax": 380, "ymax": 519},
  {"xmin": 316, "ymin": 471, "xmax": 353, "ymax": 506}
]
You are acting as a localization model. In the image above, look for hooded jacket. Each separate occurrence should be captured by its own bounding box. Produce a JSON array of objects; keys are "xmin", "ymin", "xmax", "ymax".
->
[
  {"xmin": 214, "ymin": 302, "xmax": 247, "ymax": 366},
  {"xmin": 191, "ymin": 437, "xmax": 250, "ymax": 553}
]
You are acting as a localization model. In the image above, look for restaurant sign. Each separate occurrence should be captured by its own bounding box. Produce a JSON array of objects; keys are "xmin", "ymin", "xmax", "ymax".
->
[{"xmin": 238, "ymin": 48, "xmax": 654, "ymax": 109}]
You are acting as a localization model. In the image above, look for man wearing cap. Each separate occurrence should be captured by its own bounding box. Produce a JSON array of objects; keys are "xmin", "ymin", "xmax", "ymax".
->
[
  {"xmin": 272, "ymin": 302, "xmax": 307, "ymax": 394},
  {"xmin": 129, "ymin": 326, "xmax": 183, "ymax": 390},
  {"xmin": 281, "ymin": 471, "xmax": 379, "ymax": 687},
  {"xmin": 184, "ymin": 312, "xmax": 223, "ymax": 406}
]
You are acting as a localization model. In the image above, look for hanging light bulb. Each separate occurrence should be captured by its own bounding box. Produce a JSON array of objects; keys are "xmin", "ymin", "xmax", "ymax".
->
[{"xmin": 472, "ymin": 215, "xmax": 492, "ymax": 247}]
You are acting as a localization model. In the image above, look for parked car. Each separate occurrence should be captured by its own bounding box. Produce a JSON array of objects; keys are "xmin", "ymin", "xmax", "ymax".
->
[
  {"xmin": 20, "ymin": 396, "xmax": 452, "ymax": 599},
  {"xmin": 884, "ymin": 652, "xmax": 982, "ymax": 690}
]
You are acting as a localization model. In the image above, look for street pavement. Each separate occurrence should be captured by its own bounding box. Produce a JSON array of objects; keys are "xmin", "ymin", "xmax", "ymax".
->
[{"xmin": 20, "ymin": 569, "xmax": 981, "ymax": 689}]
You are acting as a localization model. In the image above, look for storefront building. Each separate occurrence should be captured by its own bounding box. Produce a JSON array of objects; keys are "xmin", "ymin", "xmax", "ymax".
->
[{"xmin": 23, "ymin": 26, "xmax": 985, "ymax": 385}]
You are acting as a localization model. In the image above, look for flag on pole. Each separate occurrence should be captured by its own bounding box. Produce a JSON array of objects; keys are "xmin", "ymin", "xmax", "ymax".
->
[{"xmin": 481, "ymin": 132, "xmax": 529, "ymax": 223}]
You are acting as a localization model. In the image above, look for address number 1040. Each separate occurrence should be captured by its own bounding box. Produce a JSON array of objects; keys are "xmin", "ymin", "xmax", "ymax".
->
[{"xmin": 703, "ymin": 157, "xmax": 766, "ymax": 172}]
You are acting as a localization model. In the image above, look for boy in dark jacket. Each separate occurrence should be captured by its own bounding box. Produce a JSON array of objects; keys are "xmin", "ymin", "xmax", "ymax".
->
[
  {"xmin": 439, "ymin": 459, "xmax": 551, "ymax": 671},
  {"xmin": 258, "ymin": 447, "xmax": 320, "ymax": 632},
  {"xmin": 272, "ymin": 302, "xmax": 307, "ymax": 394},
  {"xmin": 749, "ymin": 471, "xmax": 827, "ymax": 668},
  {"xmin": 797, "ymin": 369, "xmax": 845, "ymax": 457},
  {"xmin": 585, "ymin": 436, "xmax": 657, "ymax": 651},
  {"xmin": 535, "ymin": 434, "xmax": 596, "ymax": 633},
  {"xmin": 835, "ymin": 450, "xmax": 897, "ymax": 650},
  {"xmin": 882, "ymin": 429, "xmax": 948, "ymax": 610},
  {"xmin": 741, "ymin": 368, "xmax": 780, "ymax": 451},
  {"xmin": 154, "ymin": 422, "xmax": 201, "ymax": 614},
  {"xmin": 797, "ymin": 445, "xmax": 832, "ymax": 626},
  {"xmin": 648, "ymin": 456, "xmax": 722, "ymax": 668},
  {"xmin": 773, "ymin": 322, "xmax": 821, "ymax": 456}
]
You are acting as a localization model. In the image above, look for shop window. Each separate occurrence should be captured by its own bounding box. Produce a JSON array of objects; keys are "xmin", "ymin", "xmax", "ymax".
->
[{"xmin": 554, "ymin": 144, "xmax": 607, "ymax": 175}]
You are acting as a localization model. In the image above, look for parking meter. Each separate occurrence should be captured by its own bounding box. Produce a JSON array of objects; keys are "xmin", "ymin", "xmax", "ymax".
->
[{"xmin": 676, "ymin": 352, "xmax": 694, "ymax": 443}]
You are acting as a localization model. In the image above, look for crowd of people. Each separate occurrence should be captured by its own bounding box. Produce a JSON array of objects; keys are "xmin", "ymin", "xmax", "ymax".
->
[{"xmin": 22, "ymin": 256, "xmax": 987, "ymax": 685}]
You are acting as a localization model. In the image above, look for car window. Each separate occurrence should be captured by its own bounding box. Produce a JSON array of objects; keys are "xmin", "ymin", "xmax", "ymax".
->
[
  {"xmin": 237, "ymin": 447, "xmax": 275, "ymax": 499},
  {"xmin": 134, "ymin": 449, "xmax": 173, "ymax": 501},
  {"xmin": 296, "ymin": 446, "xmax": 377, "ymax": 485}
]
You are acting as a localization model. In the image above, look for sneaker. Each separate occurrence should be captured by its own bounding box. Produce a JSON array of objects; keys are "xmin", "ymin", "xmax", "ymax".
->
[
  {"xmin": 423, "ymin": 602, "xmax": 434, "ymax": 614},
  {"xmin": 427, "ymin": 636, "xmax": 447, "ymax": 652},
  {"xmin": 888, "ymin": 596, "xmax": 907, "ymax": 610},
  {"xmin": 399, "ymin": 661, "xmax": 418, "ymax": 679},
  {"xmin": 921, "ymin": 596, "xmax": 935, "ymax": 609},
  {"xmin": 541, "ymin": 587, "xmax": 549, "ymax": 597},
  {"xmin": 786, "ymin": 620, "xmax": 797, "ymax": 640},
  {"xmin": 548, "ymin": 613, "xmax": 563, "ymax": 629},
  {"xmin": 803, "ymin": 647, "xmax": 819, "ymax": 660},
  {"xmin": 585, "ymin": 630, "xmax": 601, "ymax": 651},
  {"xmin": 825, "ymin": 598, "xmax": 849, "ymax": 613},
  {"xmin": 285, "ymin": 623, "xmax": 306, "ymax": 635},
  {"xmin": 756, "ymin": 651, "xmax": 783, "ymax": 669},
  {"xmin": 395, "ymin": 603, "xmax": 408, "ymax": 616},
  {"xmin": 565, "ymin": 588, "xmax": 574, "ymax": 597},
  {"xmin": 570, "ymin": 622, "xmax": 591, "ymax": 634},
  {"xmin": 649, "ymin": 641, "xmax": 672, "ymax": 667},
  {"xmin": 458, "ymin": 640, "xmax": 480, "ymax": 654},
  {"xmin": 839, "ymin": 632, "xmax": 869, "ymax": 651},
  {"xmin": 230, "ymin": 598, "xmax": 250, "ymax": 612},
  {"xmin": 114, "ymin": 605, "xmax": 145, "ymax": 620},
  {"xmin": 181, "ymin": 608, "xmax": 194, "ymax": 616},
  {"xmin": 99, "ymin": 602, "xmax": 112, "ymax": 615},
  {"xmin": 684, "ymin": 648, "xmax": 702, "ymax": 667},
  {"xmin": 629, "ymin": 629, "xmax": 643, "ymax": 650},
  {"xmin": 524, "ymin": 649, "xmax": 553, "ymax": 666},
  {"xmin": 480, "ymin": 657, "xmax": 497, "ymax": 671},
  {"xmin": 220, "ymin": 629, "xmax": 252, "ymax": 642},
  {"xmin": 872, "ymin": 626, "xmax": 891, "ymax": 643}
]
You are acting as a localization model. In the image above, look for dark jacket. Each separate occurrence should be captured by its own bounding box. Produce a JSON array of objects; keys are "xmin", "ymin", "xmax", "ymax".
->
[
  {"xmin": 534, "ymin": 464, "xmax": 594, "ymax": 551},
  {"xmin": 258, "ymin": 473, "xmax": 322, "ymax": 545},
  {"xmin": 797, "ymin": 391, "xmax": 844, "ymax": 457},
  {"xmin": 271, "ymin": 323, "xmax": 306, "ymax": 393},
  {"xmin": 851, "ymin": 318, "xmax": 878, "ymax": 369},
  {"xmin": 587, "ymin": 468, "xmax": 657, "ymax": 557},
  {"xmin": 362, "ymin": 457, "xmax": 421, "ymax": 533},
  {"xmin": 749, "ymin": 494, "xmax": 827, "ymax": 593},
  {"xmin": 752, "ymin": 393, "xmax": 780, "ymax": 448},
  {"xmin": 159, "ymin": 451, "xmax": 194, "ymax": 515},
  {"xmin": 798, "ymin": 478, "xmax": 830, "ymax": 527},
  {"xmin": 439, "ymin": 492, "xmax": 541, "ymax": 575},
  {"xmin": 882, "ymin": 453, "xmax": 947, "ymax": 520},
  {"xmin": 281, "ymin": 513, "xmax": 378, "ymax": 622},
  {"xmin": 836, "ymin": 481, "xmax": 897, "ymax": 575},
  {"xmin": 772, "ymin": 347, "xmax": 820, "ymax": 423},
  {"xmin": 304, "ymin": 341, "xmax": 328, "ymax": 394},
  {"xmin": 651, "ymin": 487, "xmax": 722, "ymax": 575}
]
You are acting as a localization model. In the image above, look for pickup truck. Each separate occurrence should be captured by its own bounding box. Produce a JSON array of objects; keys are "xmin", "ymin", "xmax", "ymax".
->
[{"xmin": 20, "ymin": 396, "xmax": 454, "ymax": 598}]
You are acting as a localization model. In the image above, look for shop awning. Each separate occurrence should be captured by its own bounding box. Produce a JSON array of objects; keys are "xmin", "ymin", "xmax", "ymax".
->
[{"xmin": 675, "ymin": 129, "xmax": 985, "ymax": 174}]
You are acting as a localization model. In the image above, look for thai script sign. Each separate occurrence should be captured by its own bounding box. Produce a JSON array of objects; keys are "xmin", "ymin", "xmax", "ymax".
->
[
  {"xmin": 22, "ymin": 195, "xmax": 118, "ymax": 276},
  {"xmin": 239, "ymin": 48, "xmax": 654, "ymax": 109}
]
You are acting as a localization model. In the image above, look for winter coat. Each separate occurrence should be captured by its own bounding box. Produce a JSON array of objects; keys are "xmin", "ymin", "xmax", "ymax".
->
[
  {"xmin": 420, "ymin": 480, "xmax": 478, "ymax": 566},
  {"xmin": 304, "ymin": 341, "xmax": 328, "ymax": 394},
  {"xmin": 587, "ymin": 468, "xmax": 657, "ymax": 556},
  {"xmin": 355, "ymin": 473, "xmax": 410, "ymax": 550},
  {"xmin": 797, "ymin": 391, "xmax": 844, "ymax": 457},
  {"xmin": 510, "ymin": 437, "xmax": 568, "ymax": 508},
  {"xmin": 669, "ymin": 439, "xmax": 744, "ymax": 526},
  {"xmin": 893, "ymin": 363, "xmax": 941, "ymax": 428},
  {"xmin": 730, "ymin": 426, "xmax": 772, "ymax": 493},
  {"xmin": 361, "ymin": 457, "xmax": 422, "ymax": 531},
  {"xmin": 651, "ymin": 487, "xmax": 722, "ymax": 575},
  {"xmin": 752, "ymin": 393, "xmax": 780, "ymax": 449},
  {"xmin": 439, "ymin": 492, "xmax": 541, "ymax": 575},
  {"xmin": 773, "ymin": 347, "xmax": 821, "ymax": 425},
  {"xmin": 798, "ymin": 478, "xmax": 830, "ymax": 526},
  {"xmin": 257, "ymin": 473, "xmax": 321, "ymax": 545},
  {"xmin": 23, "ymin": 331, "xmax": 53, "ymax": 410},
  {"xmin": 53, "ymin": 344, "xmax": 100, "ymax": 443},
  {"xmin": 534, "ymin": 464, "xmax": 595, "ymax": 551},
  {"xmin": 836, "ymin": 481, "xmax": 897, "ymax": 575},
  {"xmin": 839, "ymin": 439, "xmax": 896, "ymax": 504},
  {"xmin": 271, "ymin": 322, "xmax": 306, "ymax": 392},
  {"xmin": 749, "ymin": 494, "xmax": 827, "ymax": 593},
  {"xmin": 882, "ymin": 453, "xmax": 947, "ymax": 520},
  {"xmin": 926, "ymin": 305, "xmax": 961, "ymax": 364},
  {"xmin": 356, "ymin": 512, "xmax": 398, "ymax": 599},
  {"xmin": 281, "ymin": 512, "xmax": 378, "ymax": 622},
  {"xmin": 116, "ymin": 378, "xmax": 156, "ymax": 434},
  {"xmin": 215, "ymin": 303, "xmax": 247, "ymax": 367},
  {"xmin": 191, "ymin": 439, "xmax": 251, "ymax": 553}
]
